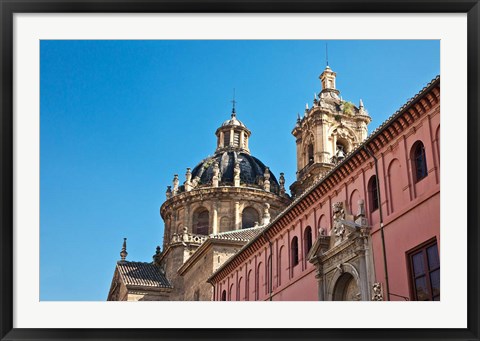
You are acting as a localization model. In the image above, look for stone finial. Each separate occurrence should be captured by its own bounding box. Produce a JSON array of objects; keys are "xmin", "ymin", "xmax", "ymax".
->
[
  {"xmin": 233, "ymin": 160, "xmax": 241, "ymax": 187},
  {"xmin": 120, "ymin": 238, "xmax": 128, "ymax": 262},
  {"xmin": 357, "ymin": 199, "xmax": 365, "ymax": 217},
  {"xmin": 166, "ymin": 186, "xmax": 172, "ymax": 199},
  {"xmin": 185, "ymin": 168, "xmax": 192, "ymax": 192},
  {"xmin": 355, "ymin": 199, "xmax": 369, "ymax": 227},
  {"xmin": 262, "ymin": 203, "xmax": 271, "ymax": 225},
  {"xmin": 359, "ymin": 99, "xmax": 369, "ymax": 116},
  {"xmin": 153, "ymin": 245, "xmax": 161, "ymax": 264},
  {"xmin": 313, "ymin": 93, "xmax": 318, "ymax": 106},
  {"xmin": 295, "ymin": 113, "xmax": 301, "ymax": 128},
  {"xmin": 263, "ymin": 167, "xmax": 270, "ymax": 192},
  {"xmin": 212, "ymin": 161, "xmax": 220, "ymax": 187},
  {"xmin": 192, "ymin": 176, "xmax": 200, "ymax": 189},
  {"xmin": 182, "ymin": 226, "xmax": 189, "ymax": 242},
  {"xmin": 279, "ymin": 172, "xmax": 286, "ymax": 195},
  {"xmin": 172, "ymin": 174, "xmax": 179, "ymax": 195},
  {"xmin": 305, "ymin": 103, "xmax": 309, "ymax": 111}
]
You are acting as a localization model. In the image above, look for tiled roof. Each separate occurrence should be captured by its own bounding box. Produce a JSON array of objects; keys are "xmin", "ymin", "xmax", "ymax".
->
[
  {"xmin": 210, "ymin": 226, "xmax": 266, "ymax": 242},
  {"xmin": 117, "ymin": 261, "xmax": 172, "ymax": 288}
]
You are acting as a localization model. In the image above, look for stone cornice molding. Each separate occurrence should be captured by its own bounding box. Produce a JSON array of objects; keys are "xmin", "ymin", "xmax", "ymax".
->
[{"xmin": 160, "ymin": 186, "xmax": 291, "ymax": 218}]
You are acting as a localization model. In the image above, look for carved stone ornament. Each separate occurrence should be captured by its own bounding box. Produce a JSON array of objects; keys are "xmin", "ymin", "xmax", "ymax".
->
[
  {"xmin": 332, "ymin": 202, "xmax": 346, "ymax": 241},
  {"xmin": 371, "ymin": 282, "xmax": 384, "ymax": 301}
]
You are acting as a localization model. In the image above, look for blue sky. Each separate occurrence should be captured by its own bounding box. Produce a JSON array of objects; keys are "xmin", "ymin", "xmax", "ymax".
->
[{"xmin": 40, "ymin": 40, "xmax": 439, "ymax": 301}]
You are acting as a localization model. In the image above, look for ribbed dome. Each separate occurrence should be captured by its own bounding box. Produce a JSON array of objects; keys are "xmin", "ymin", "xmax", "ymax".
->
[
  {"xmin": 190, "ymin": 151, "xmax": 280, "ymax": 193},
  {"xmin": 221, "ymin": 114, "xmax": 246, "ymax": 128}
]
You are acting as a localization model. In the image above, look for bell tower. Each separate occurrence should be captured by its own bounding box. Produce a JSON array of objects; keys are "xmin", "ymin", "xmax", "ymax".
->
[{"xmin": 290, "ymin": 65, "xmax": 372, "ymax": 197}]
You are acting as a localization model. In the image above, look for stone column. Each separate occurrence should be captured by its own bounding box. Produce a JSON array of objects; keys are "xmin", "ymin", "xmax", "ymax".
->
[
  {"xmin": 230, "ymin": 128, "xmax": 234, "ymax": 146},
  {"xmin": 234, "ymin": 201, "xmax": 240, "ymax": 230},
  {"xmin": 185, "ymin": 204, "xmax": 191, "ymax": 233},
  {"xmin": 315, "ymin": 264, "xmax": 325, "ymax": 301},
  {"xmin": 240, "ymin": 131, "xmax": 245, "ymax": 149},
  {"xmin": 296, "ymin": 138, "xmax": 303, "ymax": 174},
  {"xmin": 212, "ymin": 201, "xmax": 218, "ymax": 235},
  {"xmin": 219, "ymin": 131, "xmax": 224, "ymax": 148}
]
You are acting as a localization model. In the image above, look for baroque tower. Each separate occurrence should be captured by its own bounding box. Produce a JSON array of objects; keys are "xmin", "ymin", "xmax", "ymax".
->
[
  {"xmin": 290, "ymin": 66, "xmax": 371, "ymax": 197},
  {"xmin": 158, "ymin": 106, "xmax": 291, "ymax": 300}
]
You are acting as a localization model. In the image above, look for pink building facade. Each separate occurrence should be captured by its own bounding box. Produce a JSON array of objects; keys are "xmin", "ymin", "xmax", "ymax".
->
[{"xmin": 208, "ymin": 77, "xmax": 440, "ymax": 301}]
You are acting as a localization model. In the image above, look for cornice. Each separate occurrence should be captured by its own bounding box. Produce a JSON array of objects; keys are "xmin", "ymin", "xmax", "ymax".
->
[{"xmin": 160, "ymin": 185, "xmax": 291, "ymax": 218}]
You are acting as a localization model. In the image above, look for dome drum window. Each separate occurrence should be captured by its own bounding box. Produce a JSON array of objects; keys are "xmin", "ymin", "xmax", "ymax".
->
[
  {"xmin": 193, "ymin": 208, "xmax": 209, "ymax": 235},
  {"xmin": 242, "ymin": 207, "xmax": 259, "ymax": 229}
]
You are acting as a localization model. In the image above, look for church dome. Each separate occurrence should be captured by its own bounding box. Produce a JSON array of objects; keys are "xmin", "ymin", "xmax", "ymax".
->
[
  {"xmin": 190, "ymin": 150, "xmax": 280, "ymax": 194},
  {"xmin": 221, "ymin": 114, "xmax": 246, "ymax": 128}
]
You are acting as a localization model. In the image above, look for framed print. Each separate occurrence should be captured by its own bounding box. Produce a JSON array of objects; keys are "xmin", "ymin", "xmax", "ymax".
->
[{"xmin": 1, "ymin": 1, "xmax": 479, "ymax": 340}]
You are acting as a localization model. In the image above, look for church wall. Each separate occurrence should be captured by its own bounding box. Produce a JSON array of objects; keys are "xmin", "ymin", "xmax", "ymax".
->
[
  {"xmin": 211, "ymin": 79, "xmax": 440, "ymax": 301},
  {"xmin": 183, "ymin": 248, "xmax": 215, "ymax": 301},
  {"xmin": 126, "ymin": 291, "xmax": 171, "ymax": 301},
  {"xmin": 164, "ymin": 246, "xmax": 187, "ymax": 300}
]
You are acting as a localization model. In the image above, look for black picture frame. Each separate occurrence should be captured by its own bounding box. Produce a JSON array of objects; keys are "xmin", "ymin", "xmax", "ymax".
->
[{"xmin": 1, "ymin": 1, "xmax": 479, "ymax": 340}]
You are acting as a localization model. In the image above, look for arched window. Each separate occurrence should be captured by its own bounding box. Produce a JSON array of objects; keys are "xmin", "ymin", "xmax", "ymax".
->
[
  {"xmin": 412, "ymin": 141, "xmax": 428, "ymax": 182},
  {"xmin": 278, "ymin": 246, "xmax": 286, "ymax": 286},
  {"xmin": 221, "ymin": 290, "xmax": 227, "ymax": 301},
  {"xmin": 242, "ymin": 207, "xmax": 259, "ymax": 229},
  {"xmin": 266, "ymin": 255, "xmax": 272, "ymax": 295},
  {"xmin": 229, "ymin": 283, "xmax": 234, "ymax": 301},
  {"xmin": 307, "ymin": 144, "xmax": 314, "ymax": 164},
  {"xmin": 224, "ymin": 131, "xmax": 230, "ymax": 146},
  {"xmin": 291, "ymin": 236, "xmax": 299, "ymax": 267},
  {"xmin": 304, "ymin": 226, "xmax": 313, "ymax": 258},
  {"xmin": 193, "ymin": 208, "xmax": 209, "ymax": 235},
  {"xmin": 368, "ymin": 175, "xmax": 379, "ymax": 212}
]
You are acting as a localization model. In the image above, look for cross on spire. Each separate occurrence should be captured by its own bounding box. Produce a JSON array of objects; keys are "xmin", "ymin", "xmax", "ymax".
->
[
  {"xmin": 231, "ymin": 88, "xmax": 237, "ymax": 116},
  {"xmin": 326, "ymin": 42, "xmax": 329, "ymax": 67}
]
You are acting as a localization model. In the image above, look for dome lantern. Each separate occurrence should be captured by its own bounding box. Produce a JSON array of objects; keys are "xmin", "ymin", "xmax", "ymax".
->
[{"xmin": 215, "ymin": 110, "xmax": 251, "ymax": 154}]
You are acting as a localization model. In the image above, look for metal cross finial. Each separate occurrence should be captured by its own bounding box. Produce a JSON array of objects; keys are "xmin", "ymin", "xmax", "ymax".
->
[
  {"xmin": 231, "ymin": 88, "xmax": 237, "ymax": 116},
  {"xmin": 326, "ymin": 43, "xmax": 329, "ymax": 67}
]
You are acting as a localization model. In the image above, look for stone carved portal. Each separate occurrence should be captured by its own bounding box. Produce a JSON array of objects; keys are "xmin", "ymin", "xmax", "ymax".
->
[
  {"xmin": 309, "ymin": 199, "xmax": 374, "ymax": 301},
  {"xmin": 333, "ymin": 273, "xmax": 360, "ymax": 301}
]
